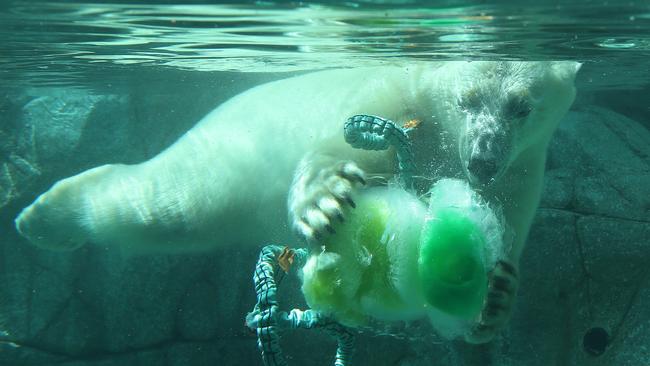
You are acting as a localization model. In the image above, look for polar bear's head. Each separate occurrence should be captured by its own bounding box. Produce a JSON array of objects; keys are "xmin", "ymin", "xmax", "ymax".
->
[{"xmin": 456, "ymin": 61, "xmax": 580, "ymax": 186}]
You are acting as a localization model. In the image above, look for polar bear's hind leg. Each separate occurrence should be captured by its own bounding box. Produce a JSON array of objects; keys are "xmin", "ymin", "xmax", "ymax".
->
[{"xmin": 14, "ymin": 164, "xmax": 124, "ymax": 250}]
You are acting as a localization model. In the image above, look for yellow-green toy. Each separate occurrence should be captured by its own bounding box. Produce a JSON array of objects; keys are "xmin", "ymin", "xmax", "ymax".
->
[{"xmin": 301, "ymin": 178, "xmax": 504, "ymax": 336}]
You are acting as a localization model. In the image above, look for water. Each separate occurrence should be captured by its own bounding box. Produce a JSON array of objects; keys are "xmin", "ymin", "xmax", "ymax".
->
[
  {"xmin": 1, "ymin": 1, "xmax": 649, "ymax": 89},
  {"xmin": 1, "ymin": 1, "xmax": 649, "ymax": 366}
]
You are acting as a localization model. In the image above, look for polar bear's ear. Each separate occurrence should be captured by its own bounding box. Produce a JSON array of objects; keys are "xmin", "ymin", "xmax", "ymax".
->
[{"xmin": 551, "ymin": 61, "xmax": 582, "ymax": 81}]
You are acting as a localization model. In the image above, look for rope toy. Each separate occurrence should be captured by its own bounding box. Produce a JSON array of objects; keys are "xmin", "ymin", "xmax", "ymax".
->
[
  {"xmin": 246, "ymin": 245, "xmax": 355, "ymax": 366},
  {"xmin": 246, "ymin": 114, "xmax": 418, "ymax": 365},
  {"xmin": 344, "ymin": 114, "xmax": 418, "ymax": 188}
]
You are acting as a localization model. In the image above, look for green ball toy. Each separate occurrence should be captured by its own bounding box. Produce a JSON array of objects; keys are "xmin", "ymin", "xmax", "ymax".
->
[
  {"xmin": 418, "ymin": 207, "xmax": 487, "ymax": 319},
  {"xmin": 301, "ymin": 179, "xmax": 493, "ymax": 326}
]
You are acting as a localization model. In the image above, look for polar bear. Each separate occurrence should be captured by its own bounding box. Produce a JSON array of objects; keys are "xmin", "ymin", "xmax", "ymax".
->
[{"xmin": 15, "ymin": 61, "xmax": 580, "ymax": 342}]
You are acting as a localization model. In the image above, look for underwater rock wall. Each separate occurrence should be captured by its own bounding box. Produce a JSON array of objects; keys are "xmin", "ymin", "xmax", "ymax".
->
[
  {"xmin": 488, "ymin": 106, "xmax": 650, "ymax": 366},
  {"xmin": 0, "ymin": 83, "xmax": 648, "ymax": 366}
]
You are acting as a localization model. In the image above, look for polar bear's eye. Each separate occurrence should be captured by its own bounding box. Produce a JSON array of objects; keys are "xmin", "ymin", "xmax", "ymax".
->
[
  {"xmin": 459, "ymin": 89, "xmax": 481, "ymax": 111},
  {"xmin": 504, "ymin": 96, "xmax": 532, "ymax": 119}
]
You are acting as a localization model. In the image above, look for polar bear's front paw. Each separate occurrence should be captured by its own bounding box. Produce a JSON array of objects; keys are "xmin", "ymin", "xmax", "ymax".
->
[
  {"xmin": 465, "ymin": 260, "xmax": 519, "ymax": 344},
  {"xmin": 289, "ymin": 161, "xmax": 366, "ymax": 243}
]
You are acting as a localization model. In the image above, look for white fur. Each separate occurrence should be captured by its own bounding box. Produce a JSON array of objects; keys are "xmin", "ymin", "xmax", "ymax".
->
[{"xmin": 15, "ymin": 61, "xmax": 579, "ymax": 261}]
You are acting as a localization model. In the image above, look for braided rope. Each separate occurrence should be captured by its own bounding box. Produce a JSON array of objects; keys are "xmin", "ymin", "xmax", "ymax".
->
[
  {"xmin": 251, "ymin": 245, "xmax": 285, "ymax": 366},
  {"xmin": 247, "ymin": 115, "xmax": 418, "ymax": 364},
  {"xmin": 344, "ymin": 114, "xmax": 416, "ymax": 188},
  {"xmin": 247, "ymin": 245, "xmax": 355, "ymax": 366}
]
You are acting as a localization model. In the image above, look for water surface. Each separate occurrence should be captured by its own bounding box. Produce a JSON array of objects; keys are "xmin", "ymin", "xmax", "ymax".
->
[{"xmin": 1, "ymin": 0, "xmax": 649, "ymax": 90}]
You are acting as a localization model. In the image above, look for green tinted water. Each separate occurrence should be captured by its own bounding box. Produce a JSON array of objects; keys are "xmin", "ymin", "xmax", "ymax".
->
[{"xmin": 1, "ymin": 0, "xmax": 649, "ymax": 89}]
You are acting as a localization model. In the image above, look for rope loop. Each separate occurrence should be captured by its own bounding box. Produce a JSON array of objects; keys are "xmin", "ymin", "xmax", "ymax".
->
[
  {"xmin": 344, "ymin": 114, "xmax": 416, "ymax": 188},
  {"xmin": 246, "ymin": 245, "xmax": 355, "ymax": 366}
]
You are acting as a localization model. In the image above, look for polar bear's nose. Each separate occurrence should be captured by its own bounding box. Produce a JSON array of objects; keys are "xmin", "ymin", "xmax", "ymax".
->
[{"xmin": 467, "ymin": 157, "xmax": 498, "ymax": 186}]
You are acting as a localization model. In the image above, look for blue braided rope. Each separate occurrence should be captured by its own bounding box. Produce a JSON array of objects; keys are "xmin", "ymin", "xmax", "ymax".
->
[
  {"xmin": 247, "ymin": 245, "xmax": 355, "ymax": 366},
  {"xmin": 252, "ymin": 246, "xmax": 286, "ymax": 366},
  {"xmin": 344, "ymin": 114, "xmax": 416, "ymax": 188}
]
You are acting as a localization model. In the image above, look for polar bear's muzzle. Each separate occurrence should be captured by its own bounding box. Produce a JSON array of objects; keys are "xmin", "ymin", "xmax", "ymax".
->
[
  {"xmin": 467, "ymin": 154, "xmax": 499, "ymax": 186},
  {"xmin": 464, "ymin": 116, "xmax": 509, "ymax": 186}
]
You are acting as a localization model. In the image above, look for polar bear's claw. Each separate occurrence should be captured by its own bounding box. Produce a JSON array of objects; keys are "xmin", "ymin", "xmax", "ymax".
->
[
  {"xmin": 465, "ymin": 259, "xmax": 519, "ymax": 344},
  {"xmin": 338, "ymin": 162, "xmax": 367, "ymax": 186},
  {"xmin": 316, "ymin": 196, "xmax": 345, "ymax": 223},
  {"xmin": 289, "ymin": 159, "xmax": 366, "ymax": 244}
]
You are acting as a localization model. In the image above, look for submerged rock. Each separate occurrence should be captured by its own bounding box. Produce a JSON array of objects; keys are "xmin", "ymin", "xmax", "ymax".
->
[
  {"xmin": 1, "ymin": 91, "xmax": 649, "ymax": 365},
  {"xmin": 0, "ymin": 89, "xmax": 131, "ymax": 219},
  {"xmin": 485, "ymin": 106, "xmax": 650, "ymax": 366},
  {"xmin": 543, "ymin": 106, "xmax": 650, "ymax": 221}
]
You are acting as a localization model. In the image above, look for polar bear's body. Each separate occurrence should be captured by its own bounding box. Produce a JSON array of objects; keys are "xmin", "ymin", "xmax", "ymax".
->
[
  {"xmin": 15, "ymin": 65, "xmax": 432, "ymax": 252},
  {"xmin": 15, "ymin": 62, "xmax": 579, "ymax": 265},
  {"xmin": 15, "ymin": 61, "xmax": 580, "ymax": 342}
]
